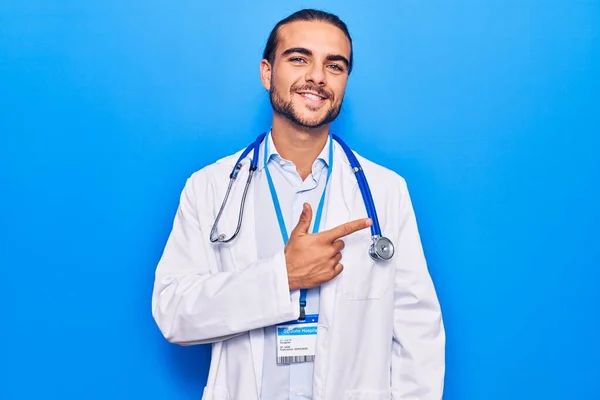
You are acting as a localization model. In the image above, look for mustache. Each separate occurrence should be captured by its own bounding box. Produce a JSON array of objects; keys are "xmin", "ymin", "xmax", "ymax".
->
[{"xmin": 291, "ymin": 84, "xmax": 333, "ymax": 100}]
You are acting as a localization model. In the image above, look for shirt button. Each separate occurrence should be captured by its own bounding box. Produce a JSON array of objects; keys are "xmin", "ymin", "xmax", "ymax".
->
[{"xmin": 279, "ymin": 160, "xmax": 286, "ymax": 166}]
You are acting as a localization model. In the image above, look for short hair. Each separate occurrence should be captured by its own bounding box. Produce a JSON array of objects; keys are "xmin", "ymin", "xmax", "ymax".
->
[{"xmin": 262, "ymin": 9, "xmax": 354, "ymax": 74}]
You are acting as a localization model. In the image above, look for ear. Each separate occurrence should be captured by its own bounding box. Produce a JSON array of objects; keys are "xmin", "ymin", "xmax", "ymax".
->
[{"xmin": 260, "ymin": 59, "xmax": 272, "ymax": 91}]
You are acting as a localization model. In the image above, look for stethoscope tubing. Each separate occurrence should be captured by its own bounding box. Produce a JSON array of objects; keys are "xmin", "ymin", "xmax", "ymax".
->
[
  {"xmin": 211, "ymin": 132, "xmax": 393, "ymax": 261},
  {"xmin": 331, "ymin": 134, "xmax": 382, "ymax": 238}
]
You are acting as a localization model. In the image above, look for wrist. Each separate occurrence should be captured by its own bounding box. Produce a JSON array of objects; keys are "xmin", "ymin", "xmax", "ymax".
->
[{"xmin": 287, "ymin": 269, "xmax": 300, "ymax": 290}]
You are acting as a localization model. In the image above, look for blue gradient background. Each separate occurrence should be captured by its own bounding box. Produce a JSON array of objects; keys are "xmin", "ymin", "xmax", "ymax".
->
[{"xmin": 1, "ymin": 1, "xmax": 599, "ymax": 399}]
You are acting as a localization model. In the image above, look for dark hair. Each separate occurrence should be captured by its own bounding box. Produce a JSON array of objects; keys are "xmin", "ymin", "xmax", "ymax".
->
[{"xmin": 262, "ymin": 9, "xmax": 354, "ymax": 74}]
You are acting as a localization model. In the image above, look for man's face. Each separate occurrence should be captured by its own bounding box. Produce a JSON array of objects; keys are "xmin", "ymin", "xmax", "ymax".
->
[{"xmin": 261, "ymin": 20, "xmax": 351, "ymax": 129}]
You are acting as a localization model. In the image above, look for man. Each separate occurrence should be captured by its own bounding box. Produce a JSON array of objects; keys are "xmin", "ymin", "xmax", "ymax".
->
[{"xmin": 152, "ymin": 9, "xmax": 445, "ymax": 400}]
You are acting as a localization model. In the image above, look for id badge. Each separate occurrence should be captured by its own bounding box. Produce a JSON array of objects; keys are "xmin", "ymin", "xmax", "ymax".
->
[{"xmin": 276, "ymin": 314, "xmax": 318, "ymax": 364}]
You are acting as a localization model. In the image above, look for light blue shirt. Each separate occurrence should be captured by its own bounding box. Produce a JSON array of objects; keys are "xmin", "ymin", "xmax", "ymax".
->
[{"xmin": 255, "ymin": 132, "xmax": 331, "ymax": 400}]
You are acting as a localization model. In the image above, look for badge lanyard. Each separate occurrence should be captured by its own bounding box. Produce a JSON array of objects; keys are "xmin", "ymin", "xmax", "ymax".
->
[{"xmin": 263, "ymin": 132, "xmax": 334, "ymax": 321}]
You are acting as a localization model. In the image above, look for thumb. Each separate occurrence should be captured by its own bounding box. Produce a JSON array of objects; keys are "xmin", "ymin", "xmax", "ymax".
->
[{"xmin": 291, "ymin": 203, "xmax": 313, "ymax": 236}]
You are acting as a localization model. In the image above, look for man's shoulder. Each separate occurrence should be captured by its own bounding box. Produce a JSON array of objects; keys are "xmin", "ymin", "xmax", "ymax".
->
[
  {"xmin": 352, "ymin": 150, "xmax": 409, "ymax": 193},
  {"xmin": 185, "ymin": 147, "xmax": 247, "ymax": 186}
]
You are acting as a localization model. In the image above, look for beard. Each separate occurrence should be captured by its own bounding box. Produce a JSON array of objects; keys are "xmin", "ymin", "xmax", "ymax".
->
[{"xmin": 269, "ymin": 83, "xmax": 342, "ymax": 129}]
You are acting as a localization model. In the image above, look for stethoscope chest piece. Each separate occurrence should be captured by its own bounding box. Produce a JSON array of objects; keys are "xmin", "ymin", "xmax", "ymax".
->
[{"xmin": 369, "ymin": 236, "xmax": 395, "ymax": 261}]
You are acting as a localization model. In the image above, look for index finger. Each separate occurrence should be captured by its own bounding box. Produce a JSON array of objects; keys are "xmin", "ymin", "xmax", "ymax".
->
[{"xmin": 318, "ymin": 218, "xmax": 372, "ymax": 242}]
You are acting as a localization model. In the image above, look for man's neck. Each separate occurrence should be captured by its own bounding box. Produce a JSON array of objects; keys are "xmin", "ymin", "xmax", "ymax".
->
[{"xmin": 271, "ymin": 116, "xmax": 329, "ymax": 181}]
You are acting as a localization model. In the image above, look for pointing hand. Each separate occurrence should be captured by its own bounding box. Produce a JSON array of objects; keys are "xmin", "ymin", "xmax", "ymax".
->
[{"xmin": 284, "ymin": 203, "xmax": 372, "ymax": 290}]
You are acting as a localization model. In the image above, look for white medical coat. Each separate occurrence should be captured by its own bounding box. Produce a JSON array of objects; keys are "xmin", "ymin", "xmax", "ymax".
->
[{"xmin": 152, "ymin": 141, "xmax": 445, "ymax": 400}]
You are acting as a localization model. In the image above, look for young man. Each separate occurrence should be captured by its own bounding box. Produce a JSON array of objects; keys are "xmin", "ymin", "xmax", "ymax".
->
[{"xmin": 152, "ymin": 9, "xmax": 445, "ymax": 400}]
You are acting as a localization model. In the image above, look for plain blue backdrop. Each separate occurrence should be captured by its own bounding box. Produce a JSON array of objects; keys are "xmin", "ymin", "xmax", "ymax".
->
[{"xmin": 1, "ymin": 1, "xmax": 599, "ymax": 399}]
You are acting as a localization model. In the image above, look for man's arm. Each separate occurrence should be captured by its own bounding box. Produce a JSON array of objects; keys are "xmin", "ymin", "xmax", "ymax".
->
[
  {"xmin": 151, "ymin": 169, "xmax": 299, "ymax": 345},
  {"xmin": 391, "ymin": 181, "xmax": 445, "ymax": 399}
]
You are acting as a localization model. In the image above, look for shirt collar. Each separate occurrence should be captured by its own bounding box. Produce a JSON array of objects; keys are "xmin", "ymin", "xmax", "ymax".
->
[{"xmin": 257, "ymin": 130, "xmax": 331, "ymax": 171}]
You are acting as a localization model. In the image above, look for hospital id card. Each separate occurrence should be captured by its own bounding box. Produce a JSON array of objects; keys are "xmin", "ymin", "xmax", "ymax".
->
[{"xmin": 276, "ymin": 314, "xmax": 318, "ymax": 364}]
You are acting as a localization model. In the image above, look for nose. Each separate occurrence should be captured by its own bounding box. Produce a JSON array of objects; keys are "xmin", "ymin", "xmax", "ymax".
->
[{"xmin": 305, "ymin": 63, "xmax": 326, "ymax": 86}]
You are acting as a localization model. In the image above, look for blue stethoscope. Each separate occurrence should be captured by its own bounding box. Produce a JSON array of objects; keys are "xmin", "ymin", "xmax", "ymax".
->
[{"xmin": 209, "ymin": 132, "xmax": 395, "ymax": 262}]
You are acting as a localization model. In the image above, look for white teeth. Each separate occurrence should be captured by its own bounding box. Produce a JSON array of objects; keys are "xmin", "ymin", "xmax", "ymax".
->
[{"xmin": 301, "ymin": 93, "xmax": 323, "ymax": 101}]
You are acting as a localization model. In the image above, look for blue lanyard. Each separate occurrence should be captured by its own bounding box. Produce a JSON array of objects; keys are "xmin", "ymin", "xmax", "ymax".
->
[{"xmin": 263, "ymin": 132, "xmax": 334, "ymax": 321}]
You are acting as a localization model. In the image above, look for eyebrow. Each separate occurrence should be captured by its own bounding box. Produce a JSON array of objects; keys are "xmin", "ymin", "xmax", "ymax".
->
[{"xmin": 281, "ymin": 47, "xmax": 350, "ymax": 69}]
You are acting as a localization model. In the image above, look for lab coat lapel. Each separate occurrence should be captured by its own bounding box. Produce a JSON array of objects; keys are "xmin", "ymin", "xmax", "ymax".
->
[
  {"xmin": 313, "ymin": 144, "xmax": 357, "ymax": 399},
  {"xmin": 220, "ymin": 159, "xmax": 264, "ymax": 399},
  {"xmin": 318, "ymin": 144, "xmax": 356, "ymax": 328}
]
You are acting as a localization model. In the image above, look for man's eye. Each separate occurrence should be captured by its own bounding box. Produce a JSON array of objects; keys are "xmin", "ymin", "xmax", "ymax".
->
[
  {"xmin": 328, "ymin": 64, "xmax": 343, "ymax": 72},
  {"xmin": 290, "ymin": 57, "xmax": 306, "ymax": 63}
]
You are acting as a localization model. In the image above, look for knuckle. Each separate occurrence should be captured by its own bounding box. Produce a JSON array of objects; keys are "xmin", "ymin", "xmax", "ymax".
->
[
  {"xmin": 328, "ymin": 247, "xmax": 337, "ymax": 257},
  {"xmin": 344, "ymin": 224, "xmax": 352, "ymax": 235}
]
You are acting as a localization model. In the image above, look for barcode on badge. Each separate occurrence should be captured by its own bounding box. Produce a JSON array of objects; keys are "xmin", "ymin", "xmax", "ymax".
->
[{"xmin": 277, "ymin": 355, "xmax": 315, "ymax": 364}]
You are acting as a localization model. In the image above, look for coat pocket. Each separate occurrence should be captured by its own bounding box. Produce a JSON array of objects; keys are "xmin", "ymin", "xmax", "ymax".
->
[
  {"xmin": 345, "ymin": 389, "xmax": 391, "ymax": 399},
  {"xmin": 340, "ymin": 228, "xmax": 392, "ymax": 300},
  {"xmin": 341, "ymin": 256, "xmax": 392, "ymax": 300},
  {"xmin": 202, "ymin": 386, "xmax": 229, "ymax": 400}
]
